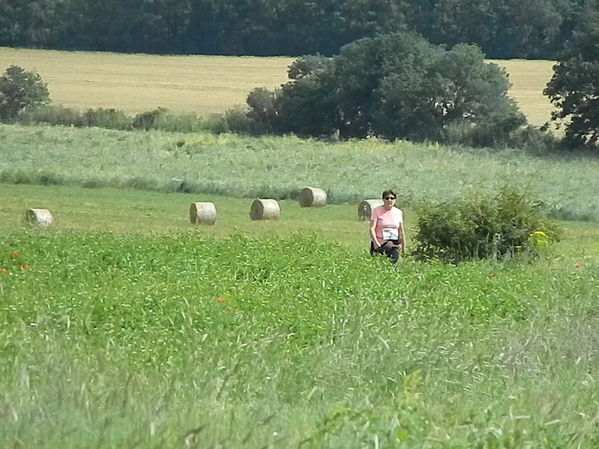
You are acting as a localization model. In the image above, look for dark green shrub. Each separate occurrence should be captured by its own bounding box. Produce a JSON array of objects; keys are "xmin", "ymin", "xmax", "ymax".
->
[
  {"xmin": 82, "ymin": 108, "xmax": 131, "ymax": 130},
  {"xmin": 224, "ymin": 106, "xmax": 257, "ymax": 135},
  {"xmin": 20, "ymin": 104, "xmax": 84, "ymax": 127},
  {"xmin": 414, "ymin": 186, "xmax": 561, "ymax": 263},
  {"xmin": 246, "ymin": 87, "xmax": 281, "ymax": 134},
  {"xmin": 132, "ymin": 107, "xmax": 168, "ymax": 130},
  {"xmin": 507, "ymin": 125, "xmax": 560, "ymax": 154},
  {"xmin": 153, "ymin": 112, "xmax": 204, "ymax": 132},
  {"xmin": 441, "ymin": 110, "xmax": 526, "ymax": 149},
  {"xmin": 133, "ymin": 108, "xmax": 215, "ymax": 133},
  {"xmin": 197, "ymin": 113, "xmax": 229, "ymax": 134}
]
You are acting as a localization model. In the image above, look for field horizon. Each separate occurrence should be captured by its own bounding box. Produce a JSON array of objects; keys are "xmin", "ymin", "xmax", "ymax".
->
[{"xmin": 1, "ymin": 47, "xmax": 555, "ymax": 126}]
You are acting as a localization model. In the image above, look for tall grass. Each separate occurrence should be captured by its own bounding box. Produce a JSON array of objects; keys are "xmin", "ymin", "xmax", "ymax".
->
[
  {"xmin": 1, "ymin": 124, "xmax": 598, "ymax": 221},
  {"xmin": 1, "ymin": 231, "xmax": 597, "ymax": 448}
]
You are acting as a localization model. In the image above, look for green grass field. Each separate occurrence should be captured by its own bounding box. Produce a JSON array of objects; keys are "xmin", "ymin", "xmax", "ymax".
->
[
  {"xmin": 1, "ymin": 48, "xmax": 598, "ymax": 448},
  {"xmin": 2, "ymin": 182, "xmax": 598, "ymax": 255},
  {"xmin": 0, "ymin": 184, "xmax": 367, "ymax": 246},
  {"xmin": 1, "ymin": 186, "xmax": 598, "ymax": 448},
  {"xmin": 1, "ymin": 47, "xmax": 555, "ymax": 126}
]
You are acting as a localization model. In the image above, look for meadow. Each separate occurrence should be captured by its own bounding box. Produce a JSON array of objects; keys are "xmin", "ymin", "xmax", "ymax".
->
[
  {"xmin": 1, "ymin": 48, "xmax": 554, "ymax": 126},
  {"xmin": 1, "ymin": 48, "xmax": 598, "ymax": 448},
  {"xmin": 1, "ymin": 185, "xmax": 598, "ymax": 448}
]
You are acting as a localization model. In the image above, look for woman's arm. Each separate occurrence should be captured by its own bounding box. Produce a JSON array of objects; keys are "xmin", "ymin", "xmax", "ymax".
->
[
  {"xmin": 370, "ymin": 219, "xmax": 380, "ymax": 248},
  {"xmin": 399, "ymin": 220, "xmax": 406, "ymax": 254}
]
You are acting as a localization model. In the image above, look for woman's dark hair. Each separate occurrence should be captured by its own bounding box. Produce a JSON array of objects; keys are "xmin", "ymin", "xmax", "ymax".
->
[{"xmin": 382, "ymin": 189, "xmax": 397, "ymax": 199}]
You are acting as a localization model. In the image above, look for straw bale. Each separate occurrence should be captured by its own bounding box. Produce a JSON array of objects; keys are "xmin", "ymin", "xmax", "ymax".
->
[
  {"xmin": 358, "ymin": 199, "xmax": 384, "ymax": 221},
  {"xmin": 25, "ymin": 208, "xmax": 54, "ymax": 227},
  {"xmin": 189, "ymin": 202, "xmax": 217, "ymax": 225},
  {"xmin": 298, "ymin": 187, "xmax": 327, "ymax": 207},
  {"xmin": 250, "ymin": 199, "xmax": 280, "ymax": 220}
]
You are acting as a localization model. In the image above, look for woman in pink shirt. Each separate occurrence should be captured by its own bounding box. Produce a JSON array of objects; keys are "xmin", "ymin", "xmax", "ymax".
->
[{"xmin": 370, "ymin": 189, "xmax": 406, "ymax": 264}]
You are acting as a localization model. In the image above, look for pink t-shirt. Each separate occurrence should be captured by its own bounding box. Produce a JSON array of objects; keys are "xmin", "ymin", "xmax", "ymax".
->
[{"xmin": 371, "ymin": 206, "xmax": 403, "ymax": 241}]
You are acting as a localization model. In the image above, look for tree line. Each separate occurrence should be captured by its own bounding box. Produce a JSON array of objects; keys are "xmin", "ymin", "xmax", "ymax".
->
[{"xmin": 0, "ymin": 0, "xmax": 590, "ymax": 59}]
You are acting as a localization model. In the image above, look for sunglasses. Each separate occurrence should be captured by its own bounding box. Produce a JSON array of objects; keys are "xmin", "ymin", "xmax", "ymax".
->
[{"xmin": 384, "ymin": 196, "xmax": 396, "ymax": 200}]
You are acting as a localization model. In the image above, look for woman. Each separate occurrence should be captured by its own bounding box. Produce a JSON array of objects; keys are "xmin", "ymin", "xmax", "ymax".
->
[{"xmin": 370, "ymin": 189, "xmax": 406, "ymax": 264}]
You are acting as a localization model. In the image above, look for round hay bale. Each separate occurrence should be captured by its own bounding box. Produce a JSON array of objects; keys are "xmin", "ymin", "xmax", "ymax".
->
[
  {"xmin": 189, "ymin": 202, "xmax": 217, "ymax": 225},
  {"xmin": 298, "ymin": 187, "xmax": 327, "ymax": 207},
  {"xmin": 357, "ymin": 199, "xmax": 384, "ymax": 221},
  {"xmin": 25, "ymin": 208, "xmax": 54, "ymax": 227},
  {"xmin": 250, "ymin": 199, "xmax": 280, "ymax": 221}
]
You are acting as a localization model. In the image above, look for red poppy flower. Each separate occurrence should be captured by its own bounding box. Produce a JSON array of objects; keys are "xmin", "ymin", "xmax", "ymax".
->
[
  {"xmin": 216, "ymin": 297, "xmax": 226, "ymax": 303},
  {"xmin": 21, "ymin": 264, "xmax": 30, "ymax": 271},
  {"xmin": 1, "ymin": 268, "xmax": 11, "ymax": 275},
  {"xmin": 574, "ymin": 264, "xmax": 582, "ymax": 269},
  {"xmin": 10, "ymin": 252, "xmax": 19, "ymax": 258}
]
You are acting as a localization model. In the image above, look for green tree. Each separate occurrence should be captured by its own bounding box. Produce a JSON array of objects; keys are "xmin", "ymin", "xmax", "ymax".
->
[
  {"xmin": 418, "ymin": 0, "xmax": 565, "ymax": 59},
  {"xmin": 246, "ymin": 87, "xmax": 280, "ymax": 133},
  {"xmin": 250, "ymin": 32, "xmax": 525, "ymax": 146},
  {"xmin": 372, "ymin": 42, "xmax": 525, "ymax": 144},
  {"xmin": 246, "ymin": 55, "xmax": 337, "ymax": 136},
  {"xmin": 0, "ymin": 65, "xmax": 50, "ymax": 122},
  {"xmin": 275, "ymin": 71, "xmax": 340, "ymax": 136},
  {"xmin": 0, "ymin": 0, "xmax": 65, "ymax": 48},
  {"xmin": 544, "ymin": 0, "xmax": 599, "ymax": 148}
]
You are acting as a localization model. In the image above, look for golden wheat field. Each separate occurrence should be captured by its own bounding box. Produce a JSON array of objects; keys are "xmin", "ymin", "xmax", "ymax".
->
[
  {"xmin": 0, "ymin": 47, "xmax": 292, "ymax": 116},
  {"xmin": 0, "ymin": 47, "xmax": 555, "ymax": 125},
  {"xmin": 489, "ymin": 59, "xmax": 556, "ymax": 127}
]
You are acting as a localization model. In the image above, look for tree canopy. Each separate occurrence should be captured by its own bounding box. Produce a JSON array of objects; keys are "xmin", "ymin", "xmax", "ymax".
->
[
  {"xmin": 246, "ymin": 33, "xmax": 526, "ymax": 145},
  {"xmin": 0, "ymin": 65, "xmax": 50, "ymax": 122},
  {"xmin": 544, "ymin": 0, "xmax": 599, "ymax": 148}
]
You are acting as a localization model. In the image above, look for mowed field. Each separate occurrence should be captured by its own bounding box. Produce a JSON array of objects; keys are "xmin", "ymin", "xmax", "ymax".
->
[{"xmin": 0, "ymin": 47, "xmax": 555, "ymax": 126}]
